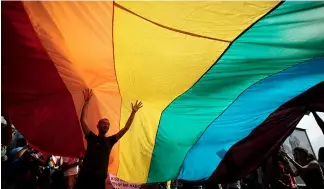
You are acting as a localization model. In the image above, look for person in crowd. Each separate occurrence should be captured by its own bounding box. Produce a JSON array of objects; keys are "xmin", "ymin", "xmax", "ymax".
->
[
  {"xmin": 264, "ymin": 146, "xmax": 297, "ymax": 189},
  {"xmin": 74, "ymin": 88, "xmax": 143, "ymax": 189},
  {"xmin": 205, "ymin": 179, "xmax": 221, "ymax": 189},
  {"xmin": 241, "ymin": 169, "xmax": 263, "ymax": 189},
  {"xmin": 177, "ymin": 180, "xmax": 201, "ymax": 189},
  {"xmin": 318, "ymin": 147, "xmax": 324, "ymax": 170},
  {"xmin": 1, "ymin": 145, "xmax": 10, "ymax": 188},
  {"xmin": 11, "ymin": 126, "xmax": 25, "ymax": 150},
  {"xmin": 1, "ymin": 114, "xmax": 12, "ymax": 170},
  {"xmin": 11, "ymin": 144, "xmax": 50, "ymax": 189},
  {"xmin": 2, "ymin": 114, "xmax": 13, "ymax": 147},
  {"xmin": 227, "ymin": 180, "xmax": 241, "ymax": 189},
  {"xmin": 47, "ymin": 155, "xmax": 63, "ymax": 188},
  {"xmin": 2, "ymin": 114, "xmax": 15, "ymax": 188},
  {"xmin": 62, "ymin": 157, "xmax": 80, "ymax": 189},
  {"xmin": 283, "ymin": 147, "xmax": 324, "ymax": 189}
]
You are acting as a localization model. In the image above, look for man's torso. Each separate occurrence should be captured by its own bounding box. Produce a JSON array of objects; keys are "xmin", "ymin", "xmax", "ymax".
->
[{"xmin": 81, "ymin": 132, "xmax": 117, "ymax": 177}]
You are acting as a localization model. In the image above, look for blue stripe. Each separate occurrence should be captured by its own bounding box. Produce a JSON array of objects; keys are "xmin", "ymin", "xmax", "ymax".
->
[{"xmin": 178, "ymin": 57, "xmax": 324, "ymax": 180}]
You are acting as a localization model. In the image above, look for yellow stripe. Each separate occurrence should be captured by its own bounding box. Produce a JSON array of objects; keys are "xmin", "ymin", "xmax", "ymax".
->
[
  {"xmin": 117, "ymin": 1, "xmax": 279, "ymax": 41},
  {"xmin": 114, "ymin": 6, "xmax": 229, "ymax": 183},
  {"xmin": 23, "ymin": 2, "xmax": 121, "ymax": 175},
  {"xmin": 114, "ymin": 2, "xmax": 279, "ymax": 183}
]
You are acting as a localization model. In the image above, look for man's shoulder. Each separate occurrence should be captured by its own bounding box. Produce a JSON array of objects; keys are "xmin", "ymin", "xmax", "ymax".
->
[
  {"xmin": 309, "ymin": 160, "xmax": 319, "ymax": 165},
  {"xmin": 107, "ymin": 134, "xmax": 116, "ymax": 139},
  {"xmin": 308, "ymin": 160, "xmax": 320, "ymax": 169},
  {"xmin": 86, "ymin": 131, "xmax": 97, "ymax": 139},
  {"xmin": 106, "ymin": 135, "xmax": 118, "ymax": 144}
]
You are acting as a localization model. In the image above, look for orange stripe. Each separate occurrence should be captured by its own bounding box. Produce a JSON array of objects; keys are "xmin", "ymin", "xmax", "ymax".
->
[{"xmin": 23, "ymin": 1, "xmax": 121, "ymax": 175}]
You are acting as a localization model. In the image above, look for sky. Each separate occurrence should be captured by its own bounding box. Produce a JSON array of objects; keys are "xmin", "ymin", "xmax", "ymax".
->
[{"xmin": 296, "ymin": 112, "xmax": 324, "ymax": 159}]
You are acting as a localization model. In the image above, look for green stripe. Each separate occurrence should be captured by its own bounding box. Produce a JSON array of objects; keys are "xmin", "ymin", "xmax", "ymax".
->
[{"xmin": 148, "ymin": 1, "xmax": 324, "ymax": 182}]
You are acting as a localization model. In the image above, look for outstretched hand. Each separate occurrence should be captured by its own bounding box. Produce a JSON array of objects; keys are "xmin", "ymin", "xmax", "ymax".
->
[
  {"xmin": 116, "ymin": 100, "xmax": 143, "ymax": 140},
  {"xmin": 132, "ymin": 100, "xmax": 143, "ymax": 112},
  {"xmin": 83, "ymin": 89, "xmax": 93, "ymax": 103}
]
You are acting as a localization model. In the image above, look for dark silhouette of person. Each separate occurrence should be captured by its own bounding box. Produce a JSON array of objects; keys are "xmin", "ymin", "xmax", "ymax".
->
[{"xmin": 74, "ymin": 89, "xmax": 143, "ymax": 189}]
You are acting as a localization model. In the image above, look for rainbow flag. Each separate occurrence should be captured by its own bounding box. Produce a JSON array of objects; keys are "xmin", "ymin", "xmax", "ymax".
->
[
  {"xmin": 48, "ymin": 159, "xmax": 55, "ymax": 168},
  {"xmin": 2, "ymin": 1, "xmax": 324, "ymax": 183}
]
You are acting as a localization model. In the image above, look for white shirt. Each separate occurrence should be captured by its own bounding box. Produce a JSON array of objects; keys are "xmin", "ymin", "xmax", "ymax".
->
[{"xmin": 63, "ymin": 157, "xmax": 79, "ymax": 176}]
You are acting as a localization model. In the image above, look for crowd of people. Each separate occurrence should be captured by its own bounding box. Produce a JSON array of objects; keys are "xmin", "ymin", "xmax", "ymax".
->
[
  {"xmin": 1, "ymin": 116, "xmax": 80, "ymax": 189},
  {"xmin": 2, "ymin": 89, "xmax": 324, "ymax": 189}
]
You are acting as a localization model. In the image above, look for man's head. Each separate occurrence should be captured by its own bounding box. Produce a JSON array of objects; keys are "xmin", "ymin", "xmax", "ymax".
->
[{"xmin": 97, "ymin": 118, "xmax": 110, "ymax": 135}]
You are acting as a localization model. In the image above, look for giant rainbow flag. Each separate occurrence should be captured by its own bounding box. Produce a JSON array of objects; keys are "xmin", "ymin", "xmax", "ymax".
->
[{"xmin": 2, "ymin": 1, "xmax": 324, "ymax": 184}]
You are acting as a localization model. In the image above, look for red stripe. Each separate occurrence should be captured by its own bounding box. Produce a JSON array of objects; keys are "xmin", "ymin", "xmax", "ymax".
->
[
  {"xmin": 211, "ymin": 82, "xmax": 324, "ymax": 182},
  {"xmin": 1, "ymin": 2, "xmax": 84, "ymax": 157}
]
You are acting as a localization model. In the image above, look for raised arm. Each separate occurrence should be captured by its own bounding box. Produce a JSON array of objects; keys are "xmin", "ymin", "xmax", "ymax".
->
[
  {"xmin": 284, "ymin": 157, "xmax": 299, "ymax": 177},
  {"xmin": 116, "ymin": 101, "xmax": 143, "ymax": 140},
  {"xmin": 80, "ymin": 89, "xmax": 92, "ymax": 136}
]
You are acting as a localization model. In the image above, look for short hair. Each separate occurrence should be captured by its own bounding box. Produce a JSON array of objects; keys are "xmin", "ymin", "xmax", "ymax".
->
[
  {"xmin": 294, "ymin": 147, "xmax": 309, "ymax": 155},
  {"xmin": 294, "ymin": 147, "xmax": 316, "ymax": 162},
  {"xmin": 98, "ymin": 118, "xmax": 109, "ymax": 124}
]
